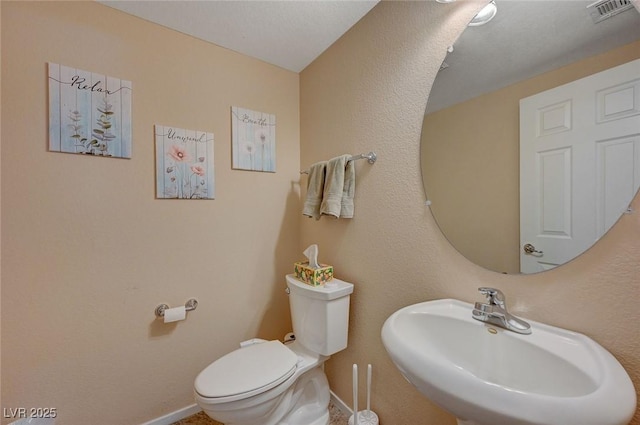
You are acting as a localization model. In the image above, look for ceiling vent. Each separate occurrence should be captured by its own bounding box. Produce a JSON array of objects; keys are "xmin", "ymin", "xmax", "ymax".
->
[{"xmin": 588, "ymin": 0, "xmax": 634, "ymax": 23}]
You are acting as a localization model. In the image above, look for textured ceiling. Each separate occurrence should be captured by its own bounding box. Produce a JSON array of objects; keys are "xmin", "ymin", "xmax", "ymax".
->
[
  {"xmin": 427, "ymin": 0, "xmax": 640, "ymax": 113},
  {"xmin": 99, "ymin": 0, "xmax": 379, "ymax": 73},
  {"xmin": 99, "ymin": 0, "xmax": 640, "ymax": 110}
]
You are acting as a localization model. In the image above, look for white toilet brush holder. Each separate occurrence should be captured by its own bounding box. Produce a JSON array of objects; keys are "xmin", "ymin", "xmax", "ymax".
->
[
  {"xmin": 348, "ymin": 364, "xmax": 379, "ymax": 425},
  {"xmin": 349, "ymin": 411, "xmax": 379, "ymax": 425}
]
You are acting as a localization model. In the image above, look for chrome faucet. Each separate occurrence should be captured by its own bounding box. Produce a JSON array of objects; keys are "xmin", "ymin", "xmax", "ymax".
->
[{"xmin": 472, "ymin": 287, "xmax": 531, "ymax": 335}]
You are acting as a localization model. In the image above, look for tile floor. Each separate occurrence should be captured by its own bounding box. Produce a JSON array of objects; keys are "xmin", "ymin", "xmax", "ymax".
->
[{"xmin": 170, "ymin": 402, "xmax": 350, "ymax": 425}]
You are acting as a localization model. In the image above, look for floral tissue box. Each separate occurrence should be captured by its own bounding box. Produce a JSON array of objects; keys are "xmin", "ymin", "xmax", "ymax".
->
[{"xmin": 294, "ymin": 261, "xmax": 333, "ymax": 286}]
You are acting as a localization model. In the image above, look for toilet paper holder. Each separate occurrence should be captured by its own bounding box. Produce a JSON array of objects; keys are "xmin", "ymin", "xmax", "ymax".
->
[{"xmin": 155, "ymin": 298, "xmax": 198, "ymax": 318}]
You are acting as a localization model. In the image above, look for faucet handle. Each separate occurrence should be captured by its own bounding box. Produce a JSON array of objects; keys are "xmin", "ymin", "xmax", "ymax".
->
[{"xmin": 478, "ymin": 287, "xmax": 505, "ymax": 307}]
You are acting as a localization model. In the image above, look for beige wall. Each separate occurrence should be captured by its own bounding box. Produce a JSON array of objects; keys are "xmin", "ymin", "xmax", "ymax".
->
[
  {"xmin": 301, "ymin": 1, "xmax": 639, "ymax": 424},
  {"xmin": 0, "ymin": 0, "xmax": 3, "ymax": 414},
  {"xmin": 1, "ymin": 2, "xmax": 299, "ymax": 424},
  {"xmin": 3, "ymin": 1, "xmax": 639, "ymax": 425},
  {"xmin": 422, "ymin": 40, "xmax": 640, "ymax": 274}
]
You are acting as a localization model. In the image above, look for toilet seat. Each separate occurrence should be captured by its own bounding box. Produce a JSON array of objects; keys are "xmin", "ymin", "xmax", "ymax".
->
[{"xmin": 195, "ymin": 340, "xmax": 299, "ymax": 403}]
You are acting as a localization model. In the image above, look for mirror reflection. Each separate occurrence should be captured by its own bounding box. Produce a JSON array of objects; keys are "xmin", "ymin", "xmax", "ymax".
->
[{"xmin": 421, "ymin": 1, "xmax": 640, "ymax": 274}]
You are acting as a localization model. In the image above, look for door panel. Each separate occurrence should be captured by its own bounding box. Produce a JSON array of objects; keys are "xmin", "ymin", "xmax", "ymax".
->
[{"xmin": 520, "ymin": 59, "xmax": 640, "ymax": 274}]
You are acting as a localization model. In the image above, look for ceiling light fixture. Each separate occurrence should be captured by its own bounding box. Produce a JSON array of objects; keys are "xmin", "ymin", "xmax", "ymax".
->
[{"xmin": 468, "ymin": 1, "xmax": 498, "ymax": 26}]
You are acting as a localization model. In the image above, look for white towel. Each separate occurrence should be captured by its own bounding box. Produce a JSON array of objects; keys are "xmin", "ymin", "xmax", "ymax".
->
[
  {"xmin": 321, "ymin": 154, "xmax": 351, "ymax": 218},
  {"xmin": 303, "ymin": 161, "xmax": 327, "ymax": 220},
  {"xmin": 340, "ymin": 158, "xmax": 355, "ymax": 218}
]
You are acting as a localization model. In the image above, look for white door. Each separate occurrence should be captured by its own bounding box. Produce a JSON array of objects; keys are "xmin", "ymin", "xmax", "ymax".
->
[{"xmin": 520, "ymin": 59, "xmax": 640, "ymax": 274}]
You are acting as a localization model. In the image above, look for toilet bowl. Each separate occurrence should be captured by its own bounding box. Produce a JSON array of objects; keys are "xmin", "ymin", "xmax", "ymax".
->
[
  {"xmin": 195, "ymin": 340, "xmax": 330, "ymax": 425},
  {"xmin": 194, "ymin": 275, "xmax": 354, "ymax": 425}
]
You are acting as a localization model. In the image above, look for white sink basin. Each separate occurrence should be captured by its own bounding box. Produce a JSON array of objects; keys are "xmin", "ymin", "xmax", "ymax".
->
[{"xmin": 381, "ymin": 299, "xmax": 636, "ymax": 425}]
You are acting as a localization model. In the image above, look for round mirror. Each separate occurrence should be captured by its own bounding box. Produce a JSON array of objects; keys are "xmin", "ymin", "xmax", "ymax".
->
[{"xmin": 421, "ymin": 0, "xmax": 640, "ymax": 274}]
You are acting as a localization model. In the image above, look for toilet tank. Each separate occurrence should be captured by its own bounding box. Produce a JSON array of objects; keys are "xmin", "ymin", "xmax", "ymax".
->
[{"xmin": 286, "ymin": 274, "xmax": 354, "ymax": 356}]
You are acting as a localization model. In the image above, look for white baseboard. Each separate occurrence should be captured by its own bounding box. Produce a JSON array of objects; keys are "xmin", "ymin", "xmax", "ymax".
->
[
  {"xmin": 139, "ymin": 404, "xmax": 201, "ymax": 425},
  {"xmin": 330, "ymin": 389, "xmax": 353, "ymax": 416},
  {"xmin": 8, "ymin": 419, "xmax": 56, "ymax": 425}
]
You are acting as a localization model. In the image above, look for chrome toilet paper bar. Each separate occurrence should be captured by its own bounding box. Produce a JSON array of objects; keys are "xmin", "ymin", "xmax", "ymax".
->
[{"xmin": 155, "ymin": 298, "xmax": 198, "ymax": 318}]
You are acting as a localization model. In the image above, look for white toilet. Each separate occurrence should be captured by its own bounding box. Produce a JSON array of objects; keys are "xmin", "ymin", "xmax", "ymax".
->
[{"xmin": 194, "ymin": 274, "xmax": 354, "ymax": 425}]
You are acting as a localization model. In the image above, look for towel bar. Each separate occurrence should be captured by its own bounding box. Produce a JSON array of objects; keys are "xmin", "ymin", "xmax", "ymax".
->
[{"xmin": 300, "ymin": 151, "xmax": 377, "ymax": 174}]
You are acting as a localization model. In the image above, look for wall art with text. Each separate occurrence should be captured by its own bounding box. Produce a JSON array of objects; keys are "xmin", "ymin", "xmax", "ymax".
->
[
  {"xmin": 48, "ymin": 63, "xmax": 132, "ymax": 158},
  {"xmin": 155, "ymin": 125, "xmax": 215, "ymax": 200},
  {"xmin": 231, "ymin": 106, "xmax": 276, "ymax": 172}
]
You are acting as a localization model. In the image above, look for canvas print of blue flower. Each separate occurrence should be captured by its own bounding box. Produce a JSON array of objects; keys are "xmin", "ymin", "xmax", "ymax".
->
[
  {"xmin": 48, "ymin": 63, "xmax": 132, "ymax": 158},
  {"xmin": 155, "ymin": 125, "xmax": 215, "ymax": 200},
  {"xmin": 231, "ymin": 106, "xmax": 276, "ymax": 172}
]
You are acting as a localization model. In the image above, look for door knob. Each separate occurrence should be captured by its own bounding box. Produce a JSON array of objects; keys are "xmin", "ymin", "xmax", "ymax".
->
[{"xmin": 523, "ymin": 243, "xmax": 543, "ymax": 255}]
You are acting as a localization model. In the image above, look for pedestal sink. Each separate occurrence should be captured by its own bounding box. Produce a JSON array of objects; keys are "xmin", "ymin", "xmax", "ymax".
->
[{"xmin": 381, "ymin": 299, "xmax": 636, "ymax": 425}]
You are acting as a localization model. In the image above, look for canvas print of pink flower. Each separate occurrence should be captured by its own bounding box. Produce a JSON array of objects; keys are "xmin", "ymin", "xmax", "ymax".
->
[
  {"xmin": 155, "ymin": 125, "xmax": 215, "ymax": 199},
  {"xmin": 231, "ymin": 106, "xmax": 276, "ymax": 172}
]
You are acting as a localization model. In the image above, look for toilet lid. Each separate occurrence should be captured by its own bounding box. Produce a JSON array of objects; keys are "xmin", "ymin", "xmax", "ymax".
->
[{"xmin": 195, "ymin": 340, "xmax": 298, "ymax": 399}]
